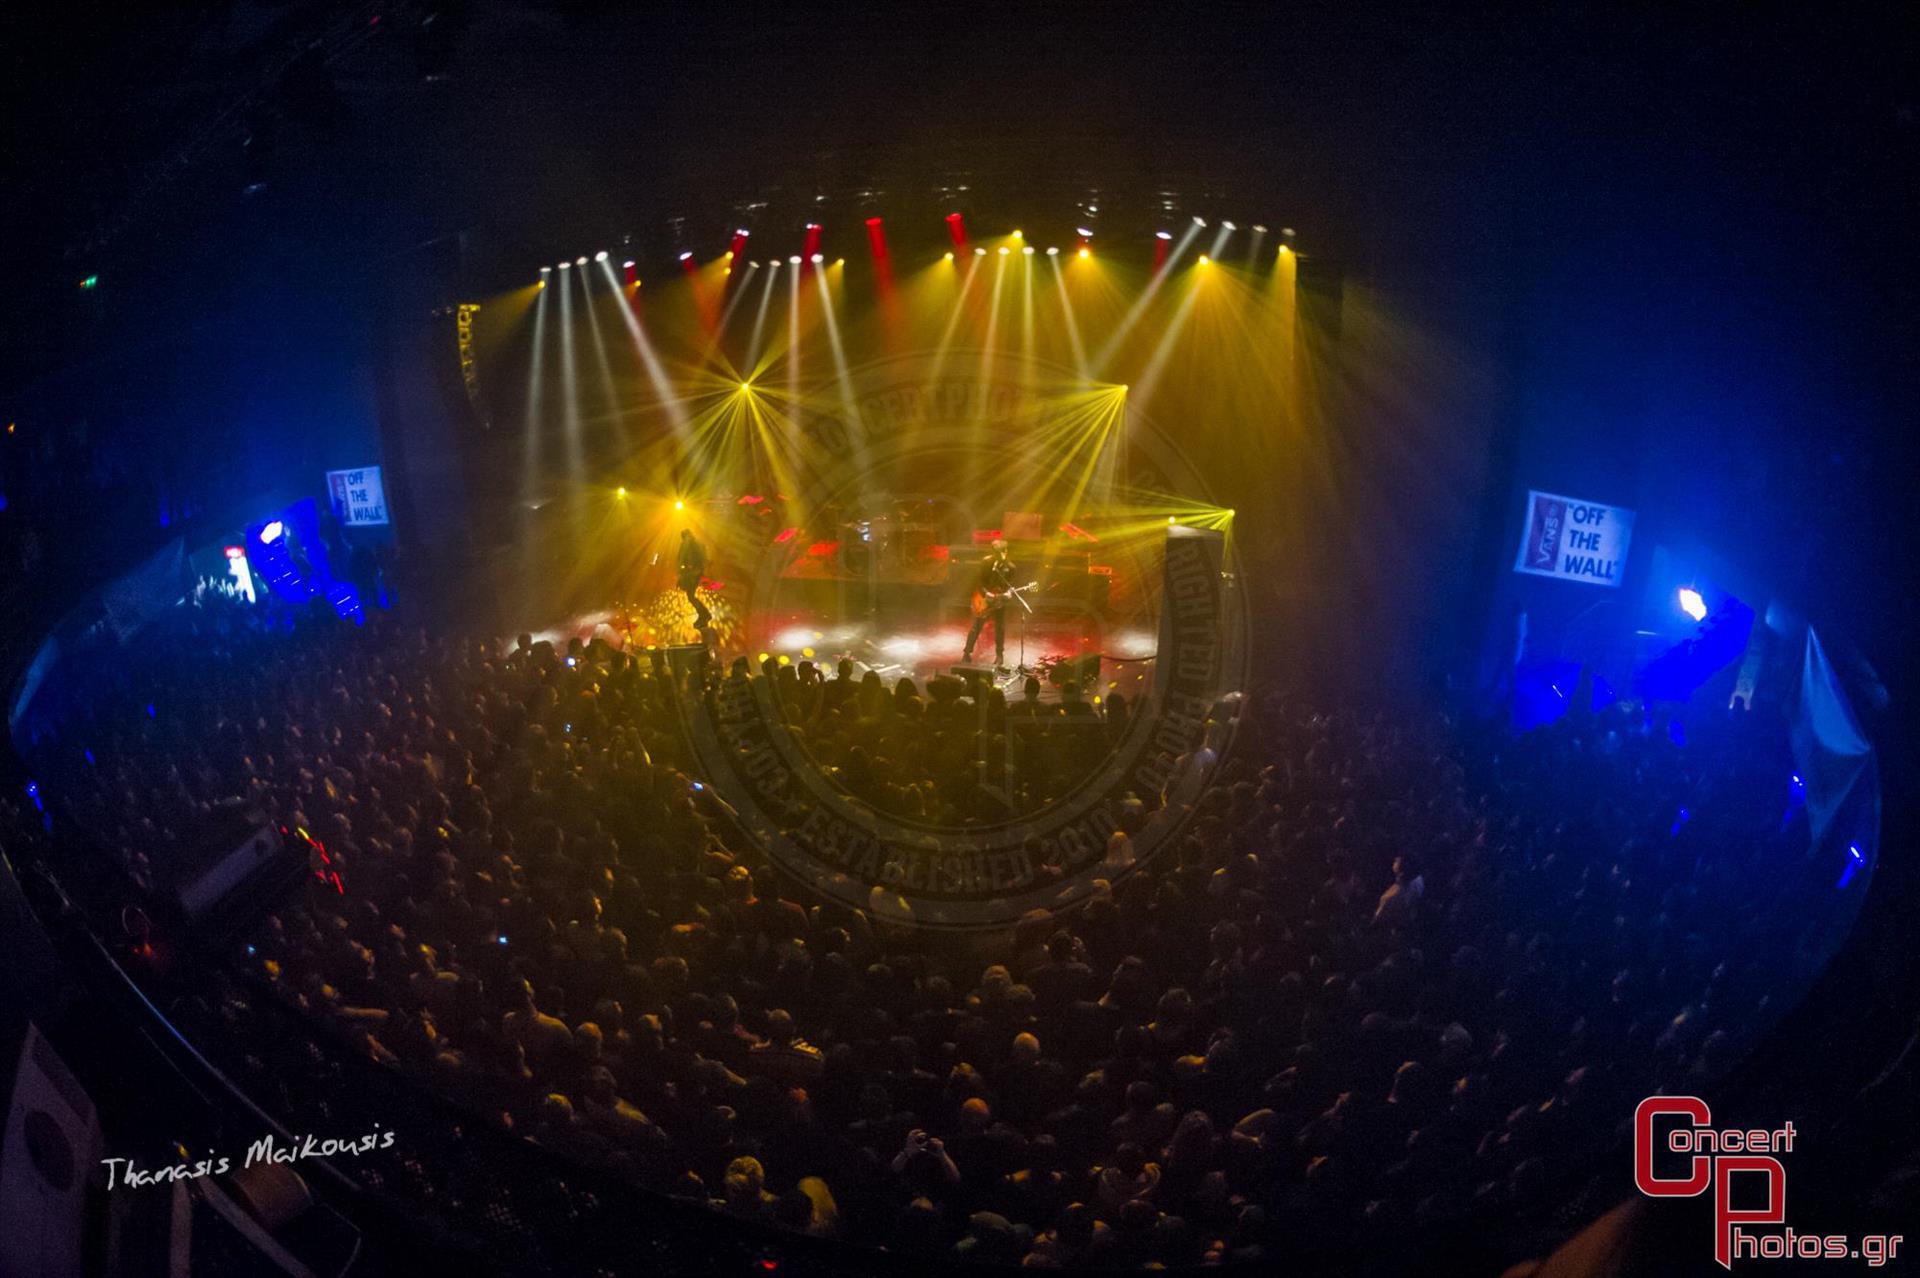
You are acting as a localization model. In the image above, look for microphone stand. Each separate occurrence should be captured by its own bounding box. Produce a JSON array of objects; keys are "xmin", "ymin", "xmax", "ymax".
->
[{"xmin": 1012, "ymin": 582, "xmax": 1035, "ymax": 677}]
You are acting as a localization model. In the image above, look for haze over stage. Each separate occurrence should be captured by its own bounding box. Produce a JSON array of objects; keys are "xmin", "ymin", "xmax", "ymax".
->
[{"xmin": 1, "ymin": 7, "xmax": 1912, "ymax": 1277}]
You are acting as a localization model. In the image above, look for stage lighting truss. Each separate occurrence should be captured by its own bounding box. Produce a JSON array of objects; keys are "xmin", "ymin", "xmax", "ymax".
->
[
  {"xmin": 527, "ymin": 207, "xmax": 1295, "ymax": 279},
  {"xmin": 455, "ymin": 304, "xmax": 490, "ymax": 430}
]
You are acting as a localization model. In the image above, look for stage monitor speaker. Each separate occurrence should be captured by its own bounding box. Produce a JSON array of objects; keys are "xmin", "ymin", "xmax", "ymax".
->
[
  {"xmin": 0, "ymin": 1021, "xmax": 102, "ymax": 1278},
  {"xmin": 1038, "ymin": 653, "xmax": 1103, "ymax": 689},
  {"xmin": 657, "ymin": 643, "xmax": 710, "ymax": 680},
  {"xmin": 1156, "ymin": 525, "xmax": 1225, "ymax": 687},
  {"xmin": 925, "ymin": 674, "xmax": 967, "ymax": 705}
]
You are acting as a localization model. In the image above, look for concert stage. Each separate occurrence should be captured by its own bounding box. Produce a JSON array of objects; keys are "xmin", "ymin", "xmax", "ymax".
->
[
  {"xmin": 525, "ymin": 493, "xmax": 1173, "ymax": 693},
  {"xmin": 532, "ymin": 603, "xmax": 1162, "ymax": 702},
  {"xmin": 510, "ymin": 474, "xmax": 1211, "ymax": 712}
]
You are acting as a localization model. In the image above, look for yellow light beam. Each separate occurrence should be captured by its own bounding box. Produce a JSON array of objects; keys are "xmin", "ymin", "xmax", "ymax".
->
[
  {"xmin": 520, "ymin": 273, "xmax": 549, "ymax": 507},
  {"xmin": 745, "ymin": 257, "xmax": 782, "ymax": 381},
  {"xmin": 813, "ymin": 263, "xmax": 869, "ymax": 465},
  {"xmin": 1090, "ymin": 220, "xmax": 1201, "ymax": 377},
  {"xmin": 700, "ymin": 259, "xmax": 760, "ymax": 376},
  {"xmin": 926, "ymin": 253, "xmax": 982, "ymax": 390},
  {"xmin": 1048, "ymin": 254, "xmax": 1090, "ymax": 379},
  {"xmin": 598, "ymin": 258, "xmax": 692, "ymax": 450},
  {"xmin": 579, "ymin": 265, "xmax": 631, "ymax": 455}
]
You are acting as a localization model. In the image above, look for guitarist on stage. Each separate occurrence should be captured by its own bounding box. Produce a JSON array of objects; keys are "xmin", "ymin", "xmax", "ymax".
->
[
  {"xmin": 963, "ymin": 539, "xmax": 1017, "ymax": 669},
  {"xmin": 677, "ymin": 528, "xmax": 713, "ymax": 634}
]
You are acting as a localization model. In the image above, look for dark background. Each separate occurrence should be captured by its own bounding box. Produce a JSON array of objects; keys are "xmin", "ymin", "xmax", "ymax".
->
[{"xmin": 1, "ymin": 0, "xmax": 1914, "ymax": 699}]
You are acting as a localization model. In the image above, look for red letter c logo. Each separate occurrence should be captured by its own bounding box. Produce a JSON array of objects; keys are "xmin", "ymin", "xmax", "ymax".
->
[{"xmin": 1635, "ymin": 1096, "xmax": 1712, "ymax": 1197}]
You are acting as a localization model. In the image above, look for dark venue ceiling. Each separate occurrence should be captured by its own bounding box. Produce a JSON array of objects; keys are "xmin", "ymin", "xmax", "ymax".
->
[{"xmin": 1, "ymin": 0, "xmax": 1916, "ymax": 685}]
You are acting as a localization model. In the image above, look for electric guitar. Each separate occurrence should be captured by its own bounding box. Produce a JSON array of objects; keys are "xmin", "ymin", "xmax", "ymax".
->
[{"xmin": 970, "ymin": 580, "xmax": 1038, "ymax": 616}]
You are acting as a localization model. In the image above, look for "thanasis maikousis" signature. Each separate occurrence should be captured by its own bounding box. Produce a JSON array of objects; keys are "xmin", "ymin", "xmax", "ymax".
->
[{"xmin": 101, "ymin": 1125, "xmax": 395, "ymax": 1190}]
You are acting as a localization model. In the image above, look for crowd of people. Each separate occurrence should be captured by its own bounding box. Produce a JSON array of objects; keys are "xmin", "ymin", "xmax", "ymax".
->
[
  {"xmin": 8, "ymin": 594, "xmax": 1855, "ymax": 1268},
  {"xmin": 730, "ymin": 652, "xmax": 1127, "ymax": 824}
]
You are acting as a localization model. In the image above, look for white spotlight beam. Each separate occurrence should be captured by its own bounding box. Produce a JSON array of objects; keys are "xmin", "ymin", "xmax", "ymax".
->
[
  {"xmin": 578, "ymin": 261, "xmax": 632, "ymax": 453},
  {"xmin": 1089, "ymin": 220, "xmax": 1201, "ymax": 378},
  {"xmin": 704, "ymin": 259, "xmax": 758, "ymax": 371},
  {"xmin": 745, "ymin": 258, "xmax": 782, "ymax": 378},
  {"xmin": 786, "ymin": 257, "xmax": 803, "ymax": 420},
  {"xmin": 597, "ymin": 258, "xmax": 692, "ymax": 448},
  {"xmin": 558, "ymin": 262, "xmax": 586, "ymax": 493}
]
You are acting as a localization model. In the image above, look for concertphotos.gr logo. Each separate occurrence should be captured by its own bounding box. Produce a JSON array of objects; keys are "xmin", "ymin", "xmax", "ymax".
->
[{"xmin": 1634, "ymin": 1097, "xmax": 1902, "ymax": 1269}]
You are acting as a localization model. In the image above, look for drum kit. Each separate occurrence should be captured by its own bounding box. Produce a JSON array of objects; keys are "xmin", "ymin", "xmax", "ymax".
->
[{"xmin": 834, "ymin": 503, "xmax": 942, "ymax": 576}]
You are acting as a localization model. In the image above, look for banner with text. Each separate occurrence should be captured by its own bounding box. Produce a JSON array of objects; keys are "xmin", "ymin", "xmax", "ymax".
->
[
  {"xmin": 1514, "ymin": 489, "xmax": 1634, "ymax": 587},
  {"xmin": 326, "ymin": 466, "xmax": 389, "ymax": 526}
]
